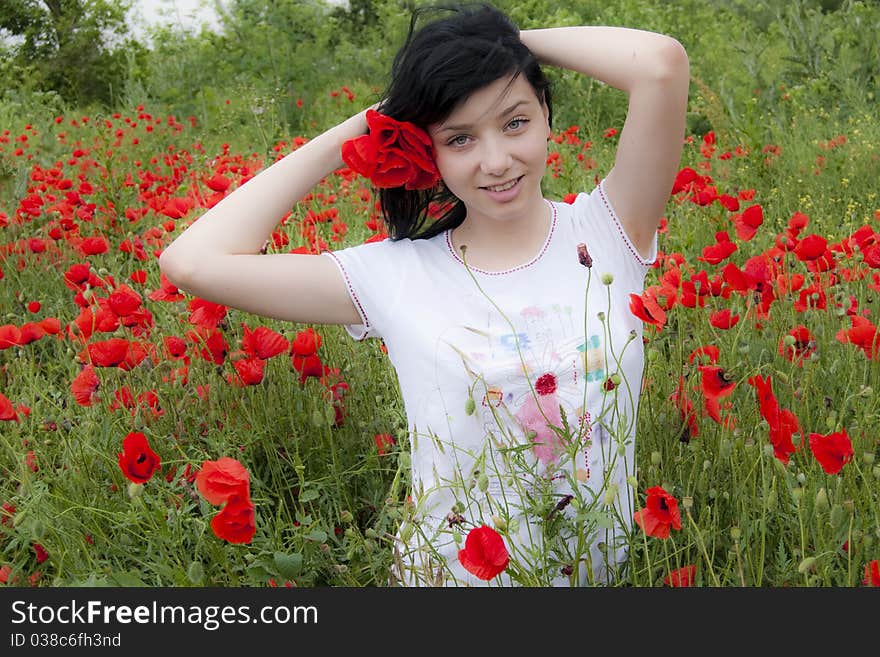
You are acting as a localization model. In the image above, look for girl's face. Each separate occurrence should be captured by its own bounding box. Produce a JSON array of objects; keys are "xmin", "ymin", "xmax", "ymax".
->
[{"xmin": 429, "ymin": 74, "xmax": 551, "ymax": 228}]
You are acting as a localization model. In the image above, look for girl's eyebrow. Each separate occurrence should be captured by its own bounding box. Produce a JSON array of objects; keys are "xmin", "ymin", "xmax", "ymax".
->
[{"xmin": 436, "ymin": 99, "xmax": 530, "ymax": 134}]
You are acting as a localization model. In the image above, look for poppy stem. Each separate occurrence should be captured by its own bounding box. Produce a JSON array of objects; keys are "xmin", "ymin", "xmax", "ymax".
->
[{"xmin": 685, "ymin": 508, "xmax": 720, "ymax": 586}]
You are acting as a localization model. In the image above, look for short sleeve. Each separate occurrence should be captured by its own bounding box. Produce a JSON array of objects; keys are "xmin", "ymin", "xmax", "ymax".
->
[
  {"xmin": 571, "ymin": 179, "xmax": 658, "ymax": 286},
  {"xmin": 321, "ymin": 239, "xmax": 405, "ymax": 341}
]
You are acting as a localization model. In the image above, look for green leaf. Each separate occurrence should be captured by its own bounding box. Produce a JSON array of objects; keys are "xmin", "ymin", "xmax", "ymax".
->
[{"xmin": 273, "ymin": 552, "xmax": 304, "ymax": 579}]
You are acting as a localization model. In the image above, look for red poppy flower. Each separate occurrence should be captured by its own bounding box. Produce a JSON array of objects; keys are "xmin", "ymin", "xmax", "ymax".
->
[
  {"xmin": 633, "ymin": 486, "xmax": 681, "ymax": 539},
  {"xmin": 664, "ymin": 564, "xmax": 696, "ymax": 587},
  {"xmin": 733, "ymin": 204, "xmax": 763, "ymax": 241},
  {"xmin": 0, "ymin": 324, "xmax": 21, "ymax": 349},
  {"xmin": 210, "ymin": 493, "xmax": 256, "ymax": 544},
  {"xmin": 70, "ymin": 365, "xmax": 100, "ymax": 407},
  {"xmin": 698, "ymin": 232, "xmax": 737, "ymax": 265},
  {"xmin": 629, "ymin": 292, "xmax": 667, "ymax": 329},
  {"xmin": 291, "ymin": 328, "xmax": 322, "ymax": 357},
  {"xmin": 669, "ymin": 376, "xmax": 699, "ymax": 441},
  {"xmin": 0, "ymin": 392, "xmax": 22, "ymax": 422},
  {"xmin": 688, "ymin": 345, "xmax": 720, "ymax": 365},
  {"xmin": 374, "ymin": 433, "xmax": 396, "ymax": 456},
  {"xmin": 108, "ymin": 284, "xmax": 143, "ymax": 317},
  {"xmin": 808, "ymin": 429, "xmax": 854, "ymax": 475},
  {"xmin": 864, "ymin": 560, "xmax": 880, "ymax": 586},
  {"xmin": 793, "ymin": 234, "xmax": 828, "ymax": 261},
  {"xmin": 81, "ymin": 338, "xmax": 131, "ymax": 367},
  {"xmin": 778, "ymin": 325, "xmax": 816, "ymax": 365},
  {"xmin": 709, "ymin": 309, "xmax": 739, "ymax": 329},
  {"xmin": 148, "ymin": 273, "xmax": 185, "ymax": 302},
  {"xmin": 232, "ymin": 356, "xmax": 265, "ymax": 386},
  {"xmin": 292, "ymin": 353, "xmax": 324, "ymax": 383},
  {"xmin": 342, "ymin": 110, "xmax": 441, "ymax": 190},
  {"xmin": 242, "ymin": 325, "xmax": 287, "ymax": 359},
  {"xmin": 117, "ymin": 431, "xmax": 161, "ymax": 484},
  {"xmin": 699, "ymin": 365, "xmax": 735, "ymax": 399},
  {"xmin": 836, "ymin": 316, "xmax": 879, "ymax": 359},
  {"xmin": 196, "ymin": 457, "xmax": 250, "ymax": 505},
  {"xmin": 458, "ymin": 525, "xmax": 510, "ymax": 581},
  {"xmin": 188, "ymin": 298, "xmax": 227, "ymax": 329},
  {"xmin": 79, "ymin": 236, "xmax": 109, "ymax": 256}
]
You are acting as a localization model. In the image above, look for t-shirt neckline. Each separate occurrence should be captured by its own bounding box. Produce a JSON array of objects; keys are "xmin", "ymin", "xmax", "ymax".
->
[{"xmin": 444, "ymin": 199, "xmax": 557, "ymax": 275}]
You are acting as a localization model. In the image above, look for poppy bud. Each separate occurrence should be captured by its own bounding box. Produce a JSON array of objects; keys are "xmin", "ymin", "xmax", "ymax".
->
[
  {"xmin": 730, "ymin": 526, "xmax": 741, "ymax": 541},
  {"xmin": 399, "ymin": 523, "xmax": 413, "ymax": 543},
  {"xmin": 814, "ymin": 487, "xmax": 829, "ymax": 512},
  {"xmin": 477, "ymin": 473, "xmax": 489, "ymax": 492},
  {"xmin": 364, "ymin": 528, "xmax": 378, "ymax": 539},
  {"xmin": 651, "ymin": 451, "xmax": 662, "ymax": 465},
  {"xmin": 187, "ymin": 561, "xmax": 204, "ymax": 585},
  {"xmin": 626, "ymin": 475, "xmax": 638, "ymax": 489},
  {"xmin": 492, "ymin": 515, "xmax": 507, "ymax": 532},
  {"xmin": 682, "ymin": 496, "xmax": 693, "ymax": 510},
  {"xmin": 864, "ymin": 452, "xmax": 875, "ymax": 465},
  {"xmin": 830, "ymin": 504, "xmax": 846, "ymax": 530},
  {"xmin": 339, "ymin": 510, "xmax": 353, "ymax": 523},
  {"xmin": 873, "ymin": 465, "xmax": 880, "ymax": 480},
  {"xmin": 127, "ymin": 482, "xmax": 143, "ymax": 499},
  {"xmin": 601, "ymin": 272, "xmax": 614, "ymax": 285},
  {"xmin": 577, "ymin": 243, "xmax": 592, "ymax": 268},
  {"xmin": 797, "ymin": 556, "xmax": 817, "ymax": 574}
]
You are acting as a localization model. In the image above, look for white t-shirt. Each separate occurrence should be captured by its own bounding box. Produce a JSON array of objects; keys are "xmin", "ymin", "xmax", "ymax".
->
[{"xmin": 322, "ymin": 180, "xmax": 657, "ymax": 586}]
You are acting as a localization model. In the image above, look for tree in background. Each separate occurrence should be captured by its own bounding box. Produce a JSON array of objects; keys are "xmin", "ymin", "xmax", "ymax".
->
[{"xmin": 0, "ymin": 0, "xmax": 145, "ymax": 106}]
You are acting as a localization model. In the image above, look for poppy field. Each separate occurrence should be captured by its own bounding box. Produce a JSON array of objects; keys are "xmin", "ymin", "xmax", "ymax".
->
[{"xmin": 1, "ymin": 0, "xmax": 880, "ymax": 587}]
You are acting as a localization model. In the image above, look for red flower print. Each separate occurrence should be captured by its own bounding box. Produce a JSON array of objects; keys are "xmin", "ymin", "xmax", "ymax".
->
[
  {"xmin": 117, "ymin": 431, "xmax": 161, "ymax": 484},
  {"xmin": 341, "ymin": 110, "xmax": 441, "ymax": 190},
  {"xmin": 864, "ymin": 560, "xmax": 880, "ymax": 586},
  {"xmin": 210, "ymin": 493, "xmax": 256, "ymax": 544},
  {"xmin": 634, "ymin": 486, "xmax": 681, "ymax": 539},
  {"xmin": 664, "ymin": 564, "xmax": 696, "ymax": 587},
  {"xmin": 808, "ymin": 429, "xmax": 854, "ymax": 475},
  {"xmin": 196, "ymin": 457, "xmax": 251, "ymax": 505},
  {"xmin": 458, "ymin": 525, "xmax": 510, "ymax": 581}
]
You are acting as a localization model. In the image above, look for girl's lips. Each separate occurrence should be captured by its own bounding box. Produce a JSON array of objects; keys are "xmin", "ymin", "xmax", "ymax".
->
[{"xmin": 480, "ymin": 175, "xmax": 524, "ymax": 201}]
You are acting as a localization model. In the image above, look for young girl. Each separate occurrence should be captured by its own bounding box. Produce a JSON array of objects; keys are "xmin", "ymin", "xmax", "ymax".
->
[{"xmin": 159, "ymin": 3, "xmax": 689, "ymax": 586}]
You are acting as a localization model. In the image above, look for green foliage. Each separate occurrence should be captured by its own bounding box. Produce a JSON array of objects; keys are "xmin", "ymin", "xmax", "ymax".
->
[{"xmin": 0, "ymin": 0, "xmax": 144, "ymax": 107}]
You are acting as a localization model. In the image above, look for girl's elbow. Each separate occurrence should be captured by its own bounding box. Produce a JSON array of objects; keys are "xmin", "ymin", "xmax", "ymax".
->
[
  {"xmin": 158, "ymin": 248, "xmax": 194, "ymax": 288},
  {"xmin": 656, "ymin": 38, "xmax": 689, "ymax": 79}
]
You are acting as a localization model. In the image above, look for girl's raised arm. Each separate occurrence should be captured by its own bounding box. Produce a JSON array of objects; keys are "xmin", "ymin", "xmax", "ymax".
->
[
  {"xmin": 157, "ymin": 110, "xmax": 371, "ymax": 325},
  {"xmin": 520, "ymin": 26, "xmax": 690, "ymax": 257}
]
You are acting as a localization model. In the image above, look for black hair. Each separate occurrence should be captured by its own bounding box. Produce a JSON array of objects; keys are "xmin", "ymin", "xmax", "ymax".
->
[{"xmin": 377, "ymin": 3, "xmax": 553, "ymax": 241}]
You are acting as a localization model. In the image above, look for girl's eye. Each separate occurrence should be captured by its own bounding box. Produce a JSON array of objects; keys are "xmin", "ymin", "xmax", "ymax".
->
[
  {"xmin": 507, "ymin": 117, "xmax": 530, "ymax": 131},
  {"xmin": 447, "ymin": 135, "xmax": 470, "ymax": 147}
]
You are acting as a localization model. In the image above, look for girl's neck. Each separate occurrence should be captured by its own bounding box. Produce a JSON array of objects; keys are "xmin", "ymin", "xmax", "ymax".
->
[{"xmin": 450, "ymin": 198, "xmax": 552, "ymax": 271}]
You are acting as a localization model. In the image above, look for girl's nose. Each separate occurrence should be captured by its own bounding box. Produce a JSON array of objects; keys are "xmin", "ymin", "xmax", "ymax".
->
[{"xmin": 479, "ymin": 139, "xmax": 512, "ymax": 176}]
